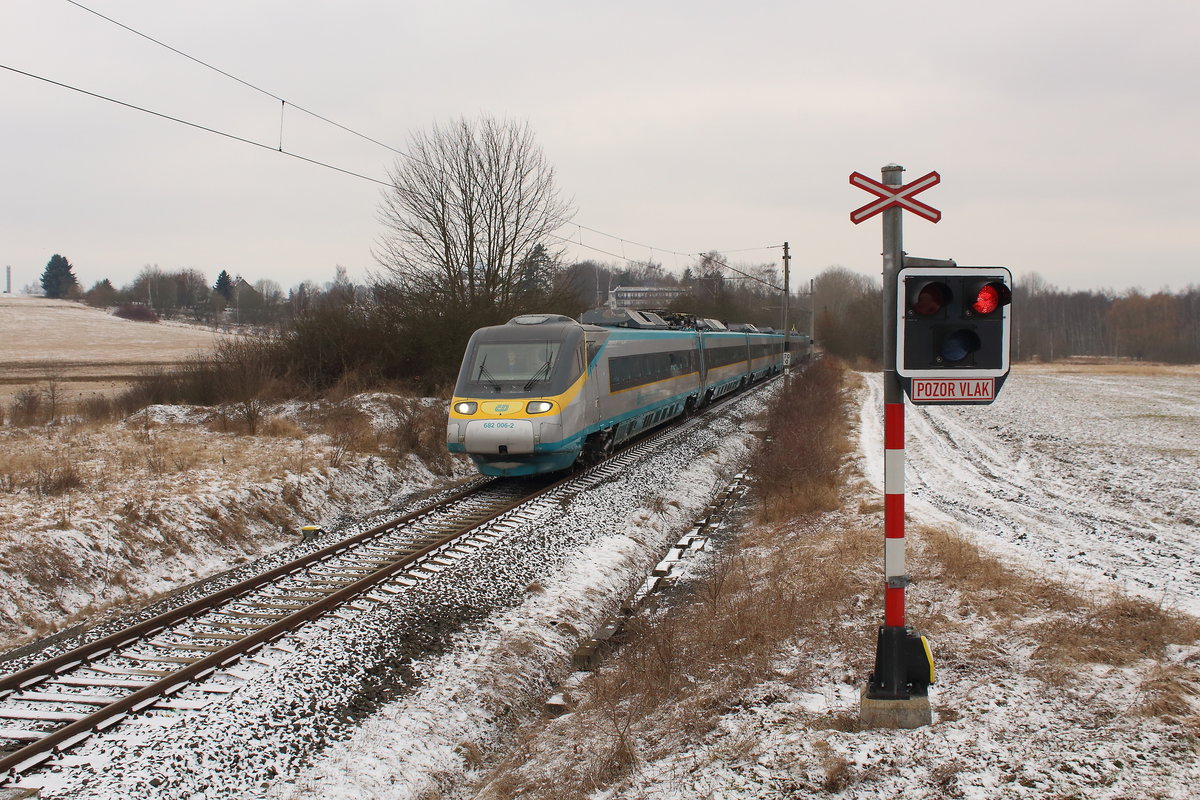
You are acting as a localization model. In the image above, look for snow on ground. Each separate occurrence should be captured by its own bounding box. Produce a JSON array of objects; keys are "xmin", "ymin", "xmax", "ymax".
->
[
  {"xmin": 861, "ymin": 364, "xmax": 1200, "ymax": 614},
  {"xmin": 267, "ymin": 363, "xmax": 1197, "ymax": 800},
  {"xmin": 0, "ymin": 395, "xmax": 471, "ymax": 650},
  {"xmin": 7, "ymin": 364, "xmax": 1199, "ymax": 799},
  {"xmin": 27, "ymin": 392, "xmax": 762, "ymax": 799},
  {"xmin": 0, "ymin": 295, "xmax": 227, "ymax": 366}
]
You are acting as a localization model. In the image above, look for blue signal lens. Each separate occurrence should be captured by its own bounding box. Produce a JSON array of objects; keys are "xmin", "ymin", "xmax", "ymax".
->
[{"xmin": 940, "ymin": 330, "xmax": 981, "ymax": 363}]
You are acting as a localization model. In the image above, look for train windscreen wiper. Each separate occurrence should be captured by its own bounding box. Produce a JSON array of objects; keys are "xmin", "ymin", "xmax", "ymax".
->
[
  {"xmin": 523, "ymin": 359, "xmax": 552, "ymax": 391},
  {"xmin": 477, "ymin": 357, "xmax": 502, "ymax": 392}
]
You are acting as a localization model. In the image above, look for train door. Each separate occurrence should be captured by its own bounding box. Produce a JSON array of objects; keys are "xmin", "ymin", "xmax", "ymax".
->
[{"xmin": 585, "ymin": 334, "xmax": 603, "ymax": 425}]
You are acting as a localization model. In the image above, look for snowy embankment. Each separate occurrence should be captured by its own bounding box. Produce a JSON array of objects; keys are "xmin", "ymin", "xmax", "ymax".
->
[
  {"xmin": 34, "ymin": 392, "xmax": 762, "ymax": 800},
  {"xmin": 0, "ymin": 396, "xmax": 472, "ymax": 650}
]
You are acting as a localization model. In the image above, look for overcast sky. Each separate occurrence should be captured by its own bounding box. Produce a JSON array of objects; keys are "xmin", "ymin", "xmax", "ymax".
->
[{"xmin": 3, "ymin": 1, "xmax": 1196, "ymax": 296}]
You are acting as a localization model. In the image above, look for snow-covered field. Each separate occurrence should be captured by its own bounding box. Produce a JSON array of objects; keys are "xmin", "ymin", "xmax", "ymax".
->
[
  {"xmin": 0, "ymin": 296, "xmax": 224, "ymax": 365},
  {"xmin": 0, "ymin": 295, "xmax": 229, "ymax": 405},
  {"xmin": 868, "ymin": 364, "xmax": 1200, "ymax": 615}
]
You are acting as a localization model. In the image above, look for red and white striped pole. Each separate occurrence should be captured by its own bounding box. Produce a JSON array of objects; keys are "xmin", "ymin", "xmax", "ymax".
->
[
  {"xmin": 869, "ymin": 163, "xmax": 914, "ymax": 700},
  {"xmin": 884, "ymin": 400, "xmax": 906, "ymax": 628}
]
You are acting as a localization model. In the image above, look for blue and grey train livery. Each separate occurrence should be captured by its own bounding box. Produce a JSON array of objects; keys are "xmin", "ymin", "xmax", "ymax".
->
[{"xmin": 446, "ymin": 310, "xmax": 795, "ymax": 477}]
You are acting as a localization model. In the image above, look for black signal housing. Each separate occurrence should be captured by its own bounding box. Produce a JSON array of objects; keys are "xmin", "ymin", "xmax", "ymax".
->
[{"xmin": 896, "ymin": 266, "xmax": 1013, "ymax": 403}]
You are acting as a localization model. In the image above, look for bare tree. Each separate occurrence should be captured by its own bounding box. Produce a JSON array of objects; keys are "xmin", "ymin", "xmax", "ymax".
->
[{"xmin": 374, "ymin": 115, "xmax": 574, "ymax": 314}]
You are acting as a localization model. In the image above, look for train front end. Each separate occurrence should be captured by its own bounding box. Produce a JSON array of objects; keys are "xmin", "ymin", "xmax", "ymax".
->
[{"xmin": 447, "ymin": 314, "xmax": 589, "ymax": 477}]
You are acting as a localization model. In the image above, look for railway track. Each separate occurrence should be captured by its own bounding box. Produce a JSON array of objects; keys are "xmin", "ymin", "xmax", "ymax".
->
[{"xmin": 0, "ymin": 378, "xmax": 776, "ymax": 787}]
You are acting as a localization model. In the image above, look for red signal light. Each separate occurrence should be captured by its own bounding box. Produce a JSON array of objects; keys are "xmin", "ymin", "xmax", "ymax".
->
[
  {"xmin": 967, "ymin": 280, "xmax": 1011, "ymax": 316},
  {"xmin": 971, "ymin": 284, "xmax": 1001, "ymax": 315}
]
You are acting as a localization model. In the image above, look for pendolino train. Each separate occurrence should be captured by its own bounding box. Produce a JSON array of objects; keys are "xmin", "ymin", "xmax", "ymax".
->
[{"xmin": 446, "ymin": 308, "xmax": 810, "ymax": 477}]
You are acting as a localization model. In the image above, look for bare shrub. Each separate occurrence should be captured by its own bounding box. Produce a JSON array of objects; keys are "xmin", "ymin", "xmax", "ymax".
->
[
  {"xmin": 384, "ymin": 396, "xmax": 452, "ymax": 474},
  {"xmin": 117, "ymin": 368, "xmax": 189, "ymax": 414},
  {"xmin": 117, "ymin": 334, "xmax": 286, "ymax": 415},
  {"xmin": 113, "ymin": 303, "xmax": 160, "ymax": 322},
  {"xmin": 78, "ymin": 394, "xmax": 119, "ymax": 423},
  {"xmin": 10, "ymin": 388, "xmax": 44, "ymax": 426},
  {"xmin": 34, "ymin": 458, "xmax": 86, "ymax": 496},
  {"xmin": 321, "ymin": 406, "xmax": 374, "ymax": 467},
  {"xmin": 753, "ymin": 358, "xmax": 849, "ymax": 519},
  {"xmin": 261, "ymin": 416, "xmax": 305, "ymax": 438}
]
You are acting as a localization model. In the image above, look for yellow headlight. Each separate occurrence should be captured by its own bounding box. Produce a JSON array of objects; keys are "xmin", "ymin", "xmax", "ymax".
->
[
  {"xmin": 453, "ymin": 401, "xmax": 478, "ymax": 415},
  {"xmin": 525, "ymin": 401, "xmax": 554, "ymax": 414}
]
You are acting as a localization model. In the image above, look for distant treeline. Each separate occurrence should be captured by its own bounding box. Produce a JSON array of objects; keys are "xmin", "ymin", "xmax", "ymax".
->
[
  {"xmin": 1014, "ymin": 274, "xmax": 1200, "ymax": 363},
  {"xmin": 812, "ymin": 270, "xmax": 1200, "ymax": 366},
  {"xmin": 85, "ymin": 259, "xmax": 1199, "ymax": 415}
]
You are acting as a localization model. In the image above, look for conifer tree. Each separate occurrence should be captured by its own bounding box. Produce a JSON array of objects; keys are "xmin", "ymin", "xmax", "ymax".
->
[
  {"xmin": 40, "ymin": 254, "xmax": 79, "ymax": 298},
  {"xmin": 214, "ymin": 269, "xmax": 234, "ymax": 301}
]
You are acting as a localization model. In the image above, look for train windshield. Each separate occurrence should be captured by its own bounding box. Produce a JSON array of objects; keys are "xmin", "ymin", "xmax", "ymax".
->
[{"xmin": 468, "ymin": 341, "xmax": 562, "ymax": 392}]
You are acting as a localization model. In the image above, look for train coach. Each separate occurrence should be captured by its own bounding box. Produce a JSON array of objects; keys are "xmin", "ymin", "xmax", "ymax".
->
[{"xmin": 446, "ymin": 309, "xmax": 793, "ymax": 477}]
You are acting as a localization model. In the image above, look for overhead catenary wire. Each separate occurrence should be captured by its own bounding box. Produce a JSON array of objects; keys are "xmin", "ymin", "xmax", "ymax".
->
[
  {"xmin": 63, "ymin": 0, "xmax": 411, "ymax": 160},
  {"xmin": 60, "ymin": 1, "xmax": 790, "ymax": 274},
  {"xmin": 15, "ymin": 5, "xmax": 792, "ymax": 278},
  {"xmin": 4, "ymin": 60, "xmax": 784, "ymax": 283},
  {"xmin": 0, "ymin": 63, "xmax": 394, "ymax": 189}
]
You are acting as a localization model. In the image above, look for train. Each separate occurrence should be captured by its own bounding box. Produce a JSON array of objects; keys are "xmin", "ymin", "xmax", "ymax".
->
[{"xmin": 446, "ymin": 308, "xmax": 811, "ymax": 477}]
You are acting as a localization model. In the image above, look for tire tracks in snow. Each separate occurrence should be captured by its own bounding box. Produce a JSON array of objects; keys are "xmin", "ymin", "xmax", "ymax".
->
[{"xmin": 859, "ymin": 371, "xmax": 1200, "ymax": 615}]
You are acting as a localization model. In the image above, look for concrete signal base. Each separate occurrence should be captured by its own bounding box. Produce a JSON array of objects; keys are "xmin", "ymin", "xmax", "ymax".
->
[{"xmin": 859, "ymin": 687, "xmax": 933, "ymax": 729}]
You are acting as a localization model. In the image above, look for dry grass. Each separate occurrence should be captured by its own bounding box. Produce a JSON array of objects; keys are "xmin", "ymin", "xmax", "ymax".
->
[
  {"xmin": 474, "ymin": 361, "xmax": 874, "ymax": 799},
  {"xmin": 477, "ymin": 515, "xmax": 880, "ymax": 800},
  {"xmin": 477, "ymin": 519, "xmax": 1200, "ymax": 798},
  {"xmin": 752, "ymin": 358, "xmax": 851, "ymax": 520},
  {"xmin": 1017, "ymin": 360, "xmax": 1200, "ymax": 378},
  {"xmin": 915, "ymin": 525, "xmax": 1200, "ymax": 672}
]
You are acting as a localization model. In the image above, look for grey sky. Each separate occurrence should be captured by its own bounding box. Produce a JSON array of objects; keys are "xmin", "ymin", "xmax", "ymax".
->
[{"xmin": 2, "ymin": 1, "xmax": 1196, "ymax": 295}]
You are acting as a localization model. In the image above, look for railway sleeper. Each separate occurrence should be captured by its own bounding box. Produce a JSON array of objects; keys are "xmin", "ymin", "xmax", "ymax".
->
[
  {"xmin": 86, "ymin": 663, "xmax": 177, "ymax": 678},
  {"xmin": 0, "ymin": 726, "xmax": 44, "ymax": 741},
  {"xmin": 217, "ymin": 610, "xmax": 288, "ymax": 621},
  {"xmin": 121, "ymin": 653, "xmax": 201, "ymax": 665},
  {"xmin": 16, "ymin": 692, "xmax": 119, "ymax": 706},
  {"xmin": 0, "ymin": 708, "xmax": 86, "ymax": 723},
  {"xmin": 150, "ymin": 640, "xmax": 226, "ymax": 653},
  {"xmin": 245, "ymin": 601, "xmax": 311, "ymax": 611},
  {"xmin": 185, "ymin": 632, "xmax": 244, "ymax": 642},
  {"xmin": 200, "ymin": 620, "xmax": 273, "ymax": 631},
  {"xmin": 337, "ymin": 557, "xmax": 397, "ymax": 568},
  {"xmin": 306, "ymin": 568, "xmax": 366, "ymax": 577},
  {"xmin": 53, "ymin": 676, "xmax": 151, "ymax": 689}
]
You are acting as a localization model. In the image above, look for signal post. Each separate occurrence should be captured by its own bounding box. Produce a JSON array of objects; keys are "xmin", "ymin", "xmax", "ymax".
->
[{"xmin": 849, "ymin": 164, "xmax": 1012, "ymax": 728}]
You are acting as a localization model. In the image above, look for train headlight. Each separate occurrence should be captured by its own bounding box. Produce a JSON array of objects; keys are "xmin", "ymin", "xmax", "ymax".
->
[
  {"xmin": 453, "ymin": 401, "xmax": 478, "ymax": 415},
  {"xmin": 525, "ymin": 401, "xmax": 554, "ymax": 414}
]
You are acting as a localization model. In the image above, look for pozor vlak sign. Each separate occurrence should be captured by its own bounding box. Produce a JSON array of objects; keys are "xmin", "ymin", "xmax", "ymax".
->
[{"xmin": 896, "ymin": 265, "xmax": 1013, "ymax": 405}]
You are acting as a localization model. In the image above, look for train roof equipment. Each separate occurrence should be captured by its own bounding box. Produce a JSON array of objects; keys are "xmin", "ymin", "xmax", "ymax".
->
[
  {"xmin": 579, "ymin": 307, "xmax": 671, "ymax": 329},
  {"xmin": 508, "ymin": 314, "xmax": 577, "ymax": 326}
]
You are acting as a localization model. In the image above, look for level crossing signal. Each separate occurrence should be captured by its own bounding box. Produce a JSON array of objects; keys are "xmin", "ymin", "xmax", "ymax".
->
[{"xmin": 896, "ymin": 266, "xmax": 1013, "ymax": 405}]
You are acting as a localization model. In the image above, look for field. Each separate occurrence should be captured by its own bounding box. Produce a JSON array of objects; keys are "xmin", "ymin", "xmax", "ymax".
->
[{"xmin": 0, "ymin": 295, "xmax": 229, "ymax": 407}]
